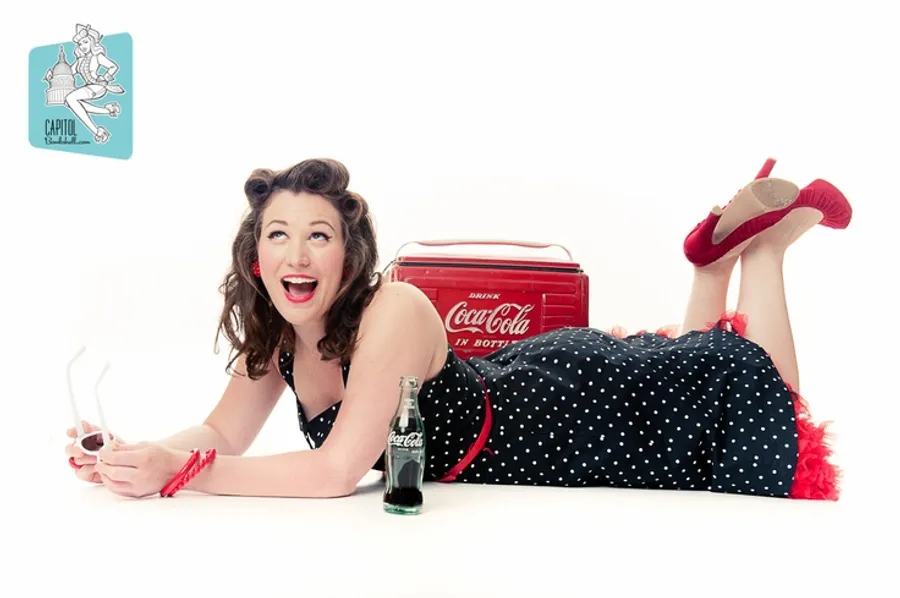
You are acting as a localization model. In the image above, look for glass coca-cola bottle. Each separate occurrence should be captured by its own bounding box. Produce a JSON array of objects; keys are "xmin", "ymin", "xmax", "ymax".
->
[{"xmin": 383, "ymin": 376, "xmax": 426, "ymax": 515}]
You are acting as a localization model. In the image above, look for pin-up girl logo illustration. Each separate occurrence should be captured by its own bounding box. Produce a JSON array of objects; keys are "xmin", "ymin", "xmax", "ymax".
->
[{"xmin": 43, "ymin": 24, "xmax": 125, "ymax": 143}]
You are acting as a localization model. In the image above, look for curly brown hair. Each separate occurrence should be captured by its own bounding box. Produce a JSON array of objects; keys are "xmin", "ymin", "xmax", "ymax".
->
[{"xmin": 215, "ymin": 158, "xmax": 382, "ymax": 379}]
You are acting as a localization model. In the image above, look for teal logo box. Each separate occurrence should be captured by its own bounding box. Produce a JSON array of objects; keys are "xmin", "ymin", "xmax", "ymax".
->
[{"xmin": 29, "ymin": 24, "xmax": 133, "ymax": 160}]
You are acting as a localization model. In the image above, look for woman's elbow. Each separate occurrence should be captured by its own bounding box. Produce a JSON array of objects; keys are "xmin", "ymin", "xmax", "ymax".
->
[
  {"xmin": 333, "ymin": 466, "xmax": 367, "ymax": 497},
  {"xmin": 315, "ymin": 472, "xmax": 358, "ymax": 498},
  {"xmin": 319, "ymin": 454, "xmax": 367, "ymax": 498},
  {"xmin": 328, "ymin": 481, "xmax": 358, "ymax": 498}
]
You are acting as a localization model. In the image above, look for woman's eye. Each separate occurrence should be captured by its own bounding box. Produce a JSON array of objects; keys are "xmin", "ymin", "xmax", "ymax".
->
[
  {"xmin": 267, "ymin": 230, "xmax": 286, "ymax": 240},
  {"xmin": 311, "ymin": 232, "xmax": 331, "ymax": 241}
]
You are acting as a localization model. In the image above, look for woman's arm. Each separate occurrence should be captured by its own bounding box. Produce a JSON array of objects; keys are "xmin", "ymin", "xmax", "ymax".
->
[
  {"xmin": 169, "ymin": 447, "xmax": 351, "ymax": 498},
  {"xmin": 154, "ymin": 425, "xmax": 236, "ymax": 454},
  {"xmin": 160, "ymin": 353, "xmax": 287, "ymax": 455},
  {"xmin": 178, "ymin": 282, "xmax": 444, "ymax": 498},
  {"xmin": 97, "ymin": 53, "xmax": 118, "ymax": 80}
]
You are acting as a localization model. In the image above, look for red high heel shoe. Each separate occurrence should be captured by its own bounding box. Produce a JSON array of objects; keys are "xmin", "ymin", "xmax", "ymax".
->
[{"xmin": 683, "ymin": 158, "xmax": 853, "ymax": 267}]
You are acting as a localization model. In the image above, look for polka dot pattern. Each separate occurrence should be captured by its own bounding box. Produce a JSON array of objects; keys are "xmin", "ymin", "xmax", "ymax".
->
[{"xmin": 277, "ymin": 326, "xmax": 800, "ymax": 497}]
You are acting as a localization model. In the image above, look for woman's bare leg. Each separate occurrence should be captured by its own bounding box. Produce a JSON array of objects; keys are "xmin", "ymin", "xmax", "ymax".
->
[
  {"xmin": 681, "ymin": 256, "xmax": 738, "ymax": 334},
  {"xmin": 65, "ymin": 88, "xmax": 100, "ymax": 136},
  {"xmin": 79, "ymin": 101, "xmax": 113, "ymax": 115},
  {"xmin": 735, "ymin": 207, "xmax": 825, "ymax": 391}
]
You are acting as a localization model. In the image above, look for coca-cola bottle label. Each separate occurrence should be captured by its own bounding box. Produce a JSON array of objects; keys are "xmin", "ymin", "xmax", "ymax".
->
[{"xmin": 388, "ymin": 431, "xmax": 425, "ymax": 449}]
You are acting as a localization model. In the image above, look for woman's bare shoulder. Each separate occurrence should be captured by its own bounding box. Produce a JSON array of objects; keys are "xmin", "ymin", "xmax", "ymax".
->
[
  {"xmin": 358, "ymin": 281, "xmax": 447, "ymax": 366},
  {"xmin": 363, "ymin": 280, "xmax": 443, "ymax": 331},
  {"xmin": 368, "ymin": 280, "xmax": 432, "ymax": 308}
]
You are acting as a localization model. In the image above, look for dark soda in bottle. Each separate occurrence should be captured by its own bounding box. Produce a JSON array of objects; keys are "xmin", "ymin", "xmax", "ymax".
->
[{"xmin": 383, "ymin": 376, "xmax": 426, "ymax": 515}]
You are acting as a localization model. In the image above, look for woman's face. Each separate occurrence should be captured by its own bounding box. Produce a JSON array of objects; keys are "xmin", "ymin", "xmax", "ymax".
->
[
  {"xmin": 77, "ymin": 37, "xmax": 92, "ymax": 53},
  {"xmin": 257, "ymin": 190, "xmax": 346, "ymax": 331}
]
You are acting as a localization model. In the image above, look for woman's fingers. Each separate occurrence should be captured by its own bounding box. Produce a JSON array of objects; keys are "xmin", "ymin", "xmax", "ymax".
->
[
  {"xmin": 65, "ymin": 442, "xmax": 98, "ymax": 465},
  {"xmin": 67, "ymin": 421, "xmax": 127, "ymax": 485},
  {"xmin": 75, "ymin": 464, "xmax": 101, "ymax": 483},
  {"xmin": 95, "ymin": 460, "xmax": 137, "ymax": 484},
  {"xmin": 99, "ymin": 472, "xmax": 135, "ymax": 495}
]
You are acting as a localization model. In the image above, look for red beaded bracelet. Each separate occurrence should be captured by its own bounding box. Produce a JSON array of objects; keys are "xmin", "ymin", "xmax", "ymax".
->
[{"xmin": 160, "ymin": 448, "xmax": 217, "ymax": 497}]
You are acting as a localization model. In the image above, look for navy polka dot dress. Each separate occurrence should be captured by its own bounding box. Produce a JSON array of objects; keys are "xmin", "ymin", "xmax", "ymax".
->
[{"xmin": 277, "ymin": 324, "xmax": 832, "ymax": 499}]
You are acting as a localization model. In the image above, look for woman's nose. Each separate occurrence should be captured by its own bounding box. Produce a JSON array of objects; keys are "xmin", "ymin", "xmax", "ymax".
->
[{"xmin": 287, "ymin": 241, "xmax": 310, "ymax": 267}]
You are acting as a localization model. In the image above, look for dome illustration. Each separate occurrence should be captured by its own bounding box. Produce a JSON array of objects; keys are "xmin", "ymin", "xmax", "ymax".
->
[{"xmin": 45, "ymin": 45, "xmax": 75, "ymax": 106}]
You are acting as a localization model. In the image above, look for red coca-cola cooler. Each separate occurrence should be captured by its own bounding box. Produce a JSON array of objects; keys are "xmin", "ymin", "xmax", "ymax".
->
[{"xmin": 383, "ymin": 239, "xmax": 589, "ymax": 359}]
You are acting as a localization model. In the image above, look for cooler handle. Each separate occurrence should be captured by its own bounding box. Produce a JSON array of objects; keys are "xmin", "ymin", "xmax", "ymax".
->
[{"xmin": 393, "ymin": 239, "xmax": 574, "ymax": 261}]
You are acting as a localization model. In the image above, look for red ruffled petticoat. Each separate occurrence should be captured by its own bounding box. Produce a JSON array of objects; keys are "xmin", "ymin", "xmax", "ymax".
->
[{"xmin": 607, "ymin": 311, "xmax": 842, "ymax": 501}]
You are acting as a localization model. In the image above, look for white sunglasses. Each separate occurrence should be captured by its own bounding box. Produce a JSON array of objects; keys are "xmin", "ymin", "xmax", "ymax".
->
[{"xmin": 67, "ymin": 346, "xmax": 112, "ymax": 456}]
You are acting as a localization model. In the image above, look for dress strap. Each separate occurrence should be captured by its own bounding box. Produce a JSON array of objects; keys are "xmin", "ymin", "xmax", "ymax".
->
[{"xmin": 436, "ymin": 375, "xmax": 493, "ymax": 483}]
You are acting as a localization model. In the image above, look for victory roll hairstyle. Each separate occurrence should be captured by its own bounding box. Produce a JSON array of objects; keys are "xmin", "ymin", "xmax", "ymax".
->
[{"xmin": 215, "ymin": 158, "xmax": 382, "ymax": 379}]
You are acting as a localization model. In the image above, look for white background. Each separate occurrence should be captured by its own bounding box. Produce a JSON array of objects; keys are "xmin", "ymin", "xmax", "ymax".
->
[{"xmin": 4, "ymin": 1, "xmax": 897, "ymax": 595}]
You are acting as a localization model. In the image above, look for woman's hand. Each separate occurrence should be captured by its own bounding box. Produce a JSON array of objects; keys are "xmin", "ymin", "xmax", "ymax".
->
[
  {"xmin": 95, "ymin": 441, "xmax": 185, "ymax": 498},
  {"xmin": 66, "ymin": 420, "xmax": 119, "ymax": 484}
]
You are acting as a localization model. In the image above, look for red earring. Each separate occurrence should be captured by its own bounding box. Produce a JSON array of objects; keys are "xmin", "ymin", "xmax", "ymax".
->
[{"xmin": 252, "ymin": 261, "xmax": 260, "ymax": 277}]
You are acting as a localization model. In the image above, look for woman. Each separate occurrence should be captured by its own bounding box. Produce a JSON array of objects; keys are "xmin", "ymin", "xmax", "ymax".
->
[
  {"xmin": 66, "ymin": 157, "xmax": 848, "ymax": 501},
  {"xmin": 61, "ymin": 24, "xmax": 125, "ymax": 144}
]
